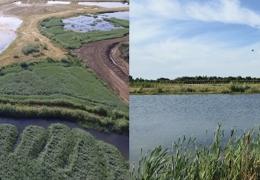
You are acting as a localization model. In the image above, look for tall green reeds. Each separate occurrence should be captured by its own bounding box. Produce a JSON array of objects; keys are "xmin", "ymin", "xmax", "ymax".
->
[{"xmin": 132, "ymin": 126, "xmax": 260, "ymax": 180}]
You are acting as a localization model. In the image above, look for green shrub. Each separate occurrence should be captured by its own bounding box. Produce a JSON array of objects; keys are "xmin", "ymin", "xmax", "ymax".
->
[
  {"xmin": 22, "ymin": 43, "xmax": 40, "ymax": 55},
  {"xmin": 229, "ymin": 82, "xmax": 250, "ymax": 92}
]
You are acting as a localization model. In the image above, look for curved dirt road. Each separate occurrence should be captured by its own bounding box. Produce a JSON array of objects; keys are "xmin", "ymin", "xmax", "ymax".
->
[{"xmin": 75, "ymin": 36, "xmax": 129, "ymax": 102}]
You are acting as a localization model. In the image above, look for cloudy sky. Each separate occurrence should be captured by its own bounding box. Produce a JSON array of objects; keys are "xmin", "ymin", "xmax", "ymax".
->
[{"xmin": 130, "ymin": 0, "xmax": 260, "ymax": 79}]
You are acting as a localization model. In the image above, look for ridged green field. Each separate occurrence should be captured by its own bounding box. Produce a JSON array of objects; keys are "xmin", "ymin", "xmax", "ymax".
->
[{"xmin": 0, "ymin": 123, "xmax": 128, "ymax": 179}]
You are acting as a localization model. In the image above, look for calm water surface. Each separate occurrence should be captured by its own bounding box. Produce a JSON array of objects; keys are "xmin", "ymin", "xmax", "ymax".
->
[
  {"xmin": 63, "ymin": 12, "xmax": 128, "ymax": 32},
  {"xmin": 130, "ymin": 95, "xmax": 260, "ymax": 162}
]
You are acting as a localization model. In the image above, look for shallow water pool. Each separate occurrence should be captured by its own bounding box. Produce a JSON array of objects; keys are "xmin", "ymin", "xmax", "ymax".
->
[
  {"xmin": 0, "ymin": 16, "xmax": 22, "ymax": 54},
  {"xmin": 63, "ymin": 12, "xmax": 128, "ymax": 32}
]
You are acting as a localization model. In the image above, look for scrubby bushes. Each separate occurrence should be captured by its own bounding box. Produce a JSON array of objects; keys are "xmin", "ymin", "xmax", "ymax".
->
[
  {"xmin": 22, "ymin": 43, "xmax": 41, "ymax": 55},
  {"xmin": 229, "ymin": 82, "xmax": 250, "ymax": 92}
]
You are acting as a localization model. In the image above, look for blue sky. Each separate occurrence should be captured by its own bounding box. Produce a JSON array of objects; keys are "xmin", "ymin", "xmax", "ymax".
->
[{"xmin": 130, "ymin": 0, "xmax": 260, "ymax": 79}]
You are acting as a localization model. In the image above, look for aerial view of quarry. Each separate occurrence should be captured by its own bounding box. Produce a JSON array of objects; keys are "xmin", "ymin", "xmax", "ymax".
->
[{"xmin": 0, "ymin": 0, "xmax": 129, "ymax": 179}]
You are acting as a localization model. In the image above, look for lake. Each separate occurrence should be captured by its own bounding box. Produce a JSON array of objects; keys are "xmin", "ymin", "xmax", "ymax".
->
[
  {"xmin": 130, "ymin": 95, "xmax": 260, "ymax": 162},
  {"xmin": 0, "ymin": 16, "xmax": 22, "ymax": 54}
]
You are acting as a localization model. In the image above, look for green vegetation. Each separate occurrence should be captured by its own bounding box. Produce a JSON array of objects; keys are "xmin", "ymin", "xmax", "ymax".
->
[
  {"xmin": 0, "ymin": 59, "xmax": 128, "ymax": 133},
  {"xmin": 107, "ymin": 18, "xmax": 129, "ymax": 28},
  {"xmin": 130, "ymin": 76, "xmax": 260, "ymax": 94},
  {"xmin": 132, "ymin": 126, "xmax": 260, "ymax": 180},
  {"xmin": 40, "ymin": 16, "xmax": 129, "ymax": 49},
  {"xmin": 0, "ymin": 123, "xmax": 128, "ymax": 179},
  {"xmin": 22, "ymin": 43, "xmax": 41, "ymax": 55},
  {"xmin": 119, "ymin": 42, "xmax": 129, "ymax": 62}
]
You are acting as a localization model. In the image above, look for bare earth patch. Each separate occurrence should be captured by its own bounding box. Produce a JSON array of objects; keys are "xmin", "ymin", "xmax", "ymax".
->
[{"xmin": 75, "ymin": 36, "xmax": 129, "ymax": 102}]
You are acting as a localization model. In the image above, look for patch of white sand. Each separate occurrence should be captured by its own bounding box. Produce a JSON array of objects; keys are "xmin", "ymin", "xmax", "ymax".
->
[
  {"xmin": 78, "ymin": 2, "xmax": 129, "ymax": 8},
  {"xmin": 13, "ymin": 1, "xmax": 33, "ymax": 7},
  {"xmin": 47, "ymin": 1, "xmax": 71, "ymax": 5}
]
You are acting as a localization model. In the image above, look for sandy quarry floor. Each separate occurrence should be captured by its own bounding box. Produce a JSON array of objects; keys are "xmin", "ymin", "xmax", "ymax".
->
[{"xmin": 75, "ymin": 36, "xmax": 129, "ymax": 102}]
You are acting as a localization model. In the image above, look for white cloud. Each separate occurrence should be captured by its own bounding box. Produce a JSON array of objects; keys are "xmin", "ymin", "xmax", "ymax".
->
[{"xmin": 132, "ymin": 0, "xmax": 260, "ymax": 28}]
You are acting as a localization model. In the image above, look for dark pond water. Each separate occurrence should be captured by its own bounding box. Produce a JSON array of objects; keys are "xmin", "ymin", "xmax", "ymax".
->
[
  {"xmin": 130, "ymin": 95, "xmax": 260, "ymax": 162},
  {"xmin": 63, "ymin": 12, "xmax": 128, "ymax": 32},
  {"xmin": 0, "ymin": 117, "xmax": 128, "ymax": 158}
]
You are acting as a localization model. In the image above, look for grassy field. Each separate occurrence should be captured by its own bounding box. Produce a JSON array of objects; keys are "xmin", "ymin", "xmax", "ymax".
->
[
  {"xmin": 0, "ymin": 123, "xmax": 128, "ymax": 179},
  {"xmin": 132, "ymin": 126, "xmax": 260, "ymax": 180},
  {"xmin": 0, "ymin": 58, "xmax": 128, "ymax": 133},
  {"xmin": 130, "ymin": 82, "xmax": 260, "ymax": 95},
  {"xmin": 40, "ymin": 16, "xmax": 129, "ymax": 49}
]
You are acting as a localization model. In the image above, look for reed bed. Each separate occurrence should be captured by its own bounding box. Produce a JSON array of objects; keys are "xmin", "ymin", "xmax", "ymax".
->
[{"xmin": 132, "ymin": 126, "xmax": 260, "ymax": 180}]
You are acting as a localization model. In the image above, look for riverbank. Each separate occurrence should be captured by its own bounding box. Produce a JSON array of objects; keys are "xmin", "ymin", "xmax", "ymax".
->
[{"xmin": 130, "ymin": 82, "xmax": 260, "ymax": 95}]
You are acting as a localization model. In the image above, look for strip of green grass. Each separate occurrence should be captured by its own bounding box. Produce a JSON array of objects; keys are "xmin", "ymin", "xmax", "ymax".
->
[
  {"xmin": 40, "ymin": 16, "xmax": 129, "ymax": 49},
  {"xmin": 0, "ymin": 59, "xmax": 128, "ymax": 133},
  {"xmin": 130, "ymin": 82, "xmax": 260, "ymax": 95},
  {"xmin": 0, "ymin": 123, "xmax": 129, "ymax": 179},
  {"xmin": 132, "ymin": 126, "xmax": 260, "ymax": 180}
]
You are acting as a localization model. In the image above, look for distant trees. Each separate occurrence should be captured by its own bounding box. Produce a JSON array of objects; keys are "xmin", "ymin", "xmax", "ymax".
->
[{"xmin": 130, "ymin": 76, "xmax": 260, "ymax": 84}]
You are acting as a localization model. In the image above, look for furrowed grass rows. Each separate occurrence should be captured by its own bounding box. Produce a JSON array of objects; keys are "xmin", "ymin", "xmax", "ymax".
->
[
  {"xmin": 132, "ymin": 127, "xmax": 260, "ymax": 180},
  {"xmin": 15, "ymin": 126, "xmax": 46, "ymax": 158},
  {"xmin": 0, "ymin": 125, "xmax": 17, "ymax": 155},
  {"xmin": 0, "ymin": 124, "xmax": 128, "ymax": 179}
]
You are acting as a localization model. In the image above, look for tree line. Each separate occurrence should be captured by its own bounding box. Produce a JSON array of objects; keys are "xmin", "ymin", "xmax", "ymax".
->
[{"xmin": 130, "ymin": 76, "xmax": 260, "ymax": 84}]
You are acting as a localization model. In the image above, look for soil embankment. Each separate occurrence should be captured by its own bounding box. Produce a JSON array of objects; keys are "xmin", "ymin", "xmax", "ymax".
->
[{"xmin": 75, "ymin": 36, "xmax": 129, "ymax": 102}]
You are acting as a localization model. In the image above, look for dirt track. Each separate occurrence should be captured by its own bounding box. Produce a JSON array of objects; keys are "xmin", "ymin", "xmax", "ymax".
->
[{"xmin": 75, "ymin": 36, "xmax": 129, "ymax": 102}]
